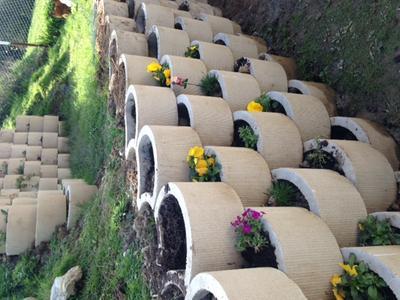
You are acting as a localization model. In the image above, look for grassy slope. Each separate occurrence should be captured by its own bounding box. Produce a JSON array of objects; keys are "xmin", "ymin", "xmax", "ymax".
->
[{"xmin": 0, "ymin": 0, "xmax": 149, "ymax": 298}]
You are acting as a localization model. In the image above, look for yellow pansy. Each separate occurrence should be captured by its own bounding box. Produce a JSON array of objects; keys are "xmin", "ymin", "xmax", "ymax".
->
[
  {"xmin": 147, "ymin": 62, "xmax": 162, "ymax": 73},
  {"xmin": 358, "ymin": 223, "xmax": 364, "ymax": 231},
  {"xmin": 166, "ymin": 77, "xmax": 171, "ymax": 87},
  {"xmin": 196, "ymin": 159, "xmax": 208, "ymax": 176},
  {"xmin": 190, "ymin": 45, "xmax": 198, "ymax": 51},
  {"xmin": 247, "ymin": 101, "xmax": 263, "ymax": 112},
  {"xmin": 188, "ymin": 146, "xmax": 204, "ymax": 159},
  {"xmin": 163, "ymin": 68, "xmax": 171, "ymax": 78},
  {"xmin": 207, "ymin": 157, "xmax": 215, "ymax": 166},
  {"xmin": 333, "ymin": 288, "xmax": 345, "ymax": 300},
  {"xmin": 330, "ymin": 274, "xmax": 341, "ymax": 287},
  {"xmin": 339, "ymin": 263, "xmax": 358, "ymax": 277}
]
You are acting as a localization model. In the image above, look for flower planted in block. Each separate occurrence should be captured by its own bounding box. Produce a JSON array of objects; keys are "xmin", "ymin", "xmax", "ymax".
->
[
  {"xmin": 231, "ymin": 208, "xmax": 277, "ymax": 268},
  {"xmin": 331, "ymin": 253, "xmax": 396, "ymax": 300},
  {"xmin": 185, "ymin": 45, "xmax": 200, "ymax": 59},
  {"xmin": 358, "ymin": 215, "xmax": 400, "ymax": 247},
  {"xmin": 187, "ymin": 146, "xmax": 220, "ymax": 182},
  {"xmin": 147, "ymin": 62, "xmax": 172, "ymax": 87}
]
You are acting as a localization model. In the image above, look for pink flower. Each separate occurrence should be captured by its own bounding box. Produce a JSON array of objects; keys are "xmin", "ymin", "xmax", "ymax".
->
[
  {"xmin": 231, "ymin": 217, "xmax": 241, "ymax": 228},
  {"xmin": 243, "ymin": 224, "xmax": 252, "ymax": 235},
  {"xmin": 252, "ymin": 210, "xmax": 264, "ymax": 220},
  {"xmin": 172, "ymin": 76, "xmax": 189, "ymax": 87},
  {"xmin": 242, "ymin": 208, "xmax": 251, "ymax": 217}
]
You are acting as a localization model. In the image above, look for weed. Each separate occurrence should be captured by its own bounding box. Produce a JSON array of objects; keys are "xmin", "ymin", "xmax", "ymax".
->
[
  {"xmin": 200, "ymin": 73, "xmax": 222, "ymax": 97},
  {"xmin": 268, "ymin": 181, "xmax": 296, "ymax": 206}
]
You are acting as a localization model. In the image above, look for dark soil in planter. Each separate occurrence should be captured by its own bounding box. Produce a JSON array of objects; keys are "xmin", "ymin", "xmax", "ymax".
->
[
  {"xmin": 160, "ymin": 284, "xmax": 185, "ymax": 300},
  {"xmin": 233, "ymin": 120, "xmax": 258, "ymax": 150},
  {"xmin": 133, "ymin": 204, "xmax": 165, "ymax": 295},
  {"xmin": 268, "ymin": 99, "xmax": 286, "ymax": 114},
  {"xmin": 135, "ymin": 8, "xmax": 146, "ymax": 34},
  {"xmin": 234, "ymin": 57, "xmax": 250, "ymax": 73},
  {"xmin": 214, "ymin": 39, "xmax": 226, "ymax": 46},
  {"xmin": 210, "ymin": 83, "xmax": 223, "ymax": 98},
  {"xmin": 288, "ymin": 87, "xmax": 303, "ymax": 94},
  {"xmin": 127, "ymin": 0, "xmax": 135, "ymax": 18},
  {"xmin": 175, "ymin": 23, "xmax": 183, "ymax": 30},
  {"xmin": 198, "ymin": 293, "xmax": 217, "ymax": 300},
  {"xmin": 178, "ymin": 3, "xmax": 190, "ymax": 11},
  {"xmin": 157, "ymin": 195, "xmax": 187, "ymax": 270},
  {"xmin": 139, "ymin": 138, "xmax": 155, "ymax": 195},
  {"xmin": 331, "ymin": 125, "xmax": 358, "ymax": 140},
  {"xmin": 241, "ymin": 231, "xmax": 278, "ymax": 268},
  {"xmin": 380, "ymin": 286, "xmax": 397, "ymax": 300},
  {"xmin": 148, "ymin": 32, "xmax": 158, "ymax": 58},
  {"xmin": 302, "ymin": 145, "xmax": 345, "ymax": 175},
  {"xmin": 268, "ymin": 179, "xmax": 310, "ymax": 210},
  {"xmin": 178, "ymin": 103, "xmax": 191, "ymax": 126}
]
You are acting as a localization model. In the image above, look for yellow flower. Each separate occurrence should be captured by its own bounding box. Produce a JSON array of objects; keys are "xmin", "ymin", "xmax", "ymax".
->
[
  {"xmin": 330, "ymin": 274, "xmax": 341, "ymax": 287},
  {"xmin": 147, "ymin": 62, "xmax": 162, "ymax": 73},
  {"xmin": 188, "ymin": 146, "xmax": 204, "ymax": 159},
  {"xmin": 358, "ymin": 223, "xmax": 364, "ymax": 231},
  {"xmin": 163, "ymin": 68, "xmax": 171, "ymax": 78},
  {"xmin": 195, "ymin": 159, "xmax": 208, "ymax": 176},
  {"xmin": 339, "ymin": 263, "xmax": 358, "ymax": 277},
  {"xmin": 207, "ymin": 157, "xmax": 215, "ymax": 166},
  {"xmin": 333, "ymin": 288, "xmax": 345, "ymax": 300},
  {"xmin": 166, "ymin": 77, "xmax": 171, "ymax": 87},
  {"xmin": 247, "ymin": 101, "xmax": 263, "ymax": 112},
  {"xmin": 190, "ymin": 46, "xmax": 197, "ymax": 51}
]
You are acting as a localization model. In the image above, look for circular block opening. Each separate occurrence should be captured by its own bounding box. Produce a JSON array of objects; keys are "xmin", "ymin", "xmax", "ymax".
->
[
  {"xmin": 331, "ymin": 125, "xmax": 358, "ymax": 140},
  {"xmin": 138, "ymin": 135, "xmax": 155, "ymax": 196},
  {"xmin": 157, "ymin": 194, "xmax": 187, "ymax": 270},
  {"xmin": 233, "ymin": 119, "xmax": 257, "ymax": 150},
  {"xmin": 177, "ymin": 103, "xmax": 191, "ymax": 127},
  {"xmin": 148, "ymin": 31, "xmax": 158, "ymax": 58}
]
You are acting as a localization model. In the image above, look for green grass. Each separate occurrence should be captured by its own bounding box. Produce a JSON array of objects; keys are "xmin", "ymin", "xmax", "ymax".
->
[{"xmin": 0, "ymin": 0, "xmax": 150, "ymax": 298}]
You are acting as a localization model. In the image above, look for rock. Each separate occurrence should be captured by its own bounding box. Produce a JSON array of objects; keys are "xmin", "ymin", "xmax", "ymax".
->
[{"xmin": 50, "ymin": 266, "xmax": 82, "ymax": 300}]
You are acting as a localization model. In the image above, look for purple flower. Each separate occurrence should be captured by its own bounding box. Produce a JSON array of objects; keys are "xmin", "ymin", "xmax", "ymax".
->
[
  {"xmin": 242, "ymin": 208, "xmax": 252, "ymax": 217},
  {"xmin": 243, "ymin": 224, "xmax": 252, "ymax": 235},
  {"xmin": 251, "ymin": 210, "xmax": 265, "ymax": 220}
]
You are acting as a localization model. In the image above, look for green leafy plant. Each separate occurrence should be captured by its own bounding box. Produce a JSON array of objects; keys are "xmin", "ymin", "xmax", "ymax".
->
[
  {"xmin": 268, "ymin": 181, "xmax": 296, "ymax": 206},
  {"xmin": 1, "ymin": 209, "xmax": 8, "ymax": 224},
  {"xmin": 238, "ymin": 125, "xmax": 258, "ymax": 149},
  {"xmin": 185, "ymin": 45, "xmax": 200, "ymax": 59},
  {"xmin": 331, "ymin": 253, "xmax": 394, "ymax": 300},
  {"xmin": 200, "ymin": 74, "xmax": 222, "ymax": 96},
  {"xmin": 16, "ymin": 175, "xmax": 32, "ymax": 190},
  {"xmin": 17, "ymin": 162, "xmax": 24, "ymax": 175},
  {"xmin": 358, "ymin": 215, "xmax": 400, "ymax": 246},
  {"xmin": 187, "ymin": 146, "xmax": 221, "ymax": 182},
  {"xmin": 231, "ymin": 208, "xmax": 267, "ymax": 252}
]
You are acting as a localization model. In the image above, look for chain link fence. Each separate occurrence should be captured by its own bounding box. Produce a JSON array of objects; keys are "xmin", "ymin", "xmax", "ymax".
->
[{"xmin": 0, "ymin": 0, "xmax": 36, "ymax": 83}]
